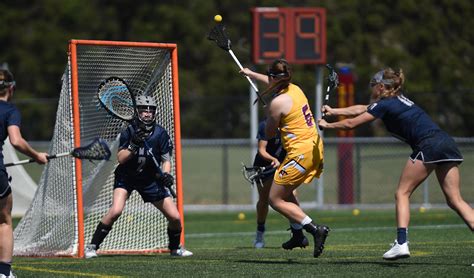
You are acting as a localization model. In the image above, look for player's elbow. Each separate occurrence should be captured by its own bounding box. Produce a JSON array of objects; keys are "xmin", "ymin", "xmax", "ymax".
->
[
  {"xmin": 9, "ymin": 137, "xmax": 24, "ymax": 149},
  {"xmin": 343, "ymin": 119, "xmax": 358, "ymax": 129}
]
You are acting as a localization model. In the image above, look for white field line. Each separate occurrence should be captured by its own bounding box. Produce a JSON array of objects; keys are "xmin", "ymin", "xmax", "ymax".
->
[{"xmin": 186, "ymin": 224, "xmax": 466, "ymax": 238}]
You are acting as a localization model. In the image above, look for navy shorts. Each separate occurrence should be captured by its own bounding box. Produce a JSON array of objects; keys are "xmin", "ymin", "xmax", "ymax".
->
[
  {"xmin": 114, "ymin": 178, "xmax": 171, "ymax": 203},
  {"xmin": 410, "ymin": 131, "xmax": 463, "ymax": 164},
  {"xmin": 0, "ymin": 169, "xmax": 12, "ymax": 199}
]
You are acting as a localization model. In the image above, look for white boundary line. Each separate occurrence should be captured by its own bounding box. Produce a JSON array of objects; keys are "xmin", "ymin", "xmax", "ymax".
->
[{"xmin": 186, "ymin": 224, "xmax": 467, "ymax": 238}]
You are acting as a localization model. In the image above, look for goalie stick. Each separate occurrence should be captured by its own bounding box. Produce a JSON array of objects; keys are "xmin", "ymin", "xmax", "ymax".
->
[
  {"xmin": 97, "ymin": 77, "xmax": 177, "ymax": 198},
  {"xmin": 5, "ymin": 138, "xmax": 111, "ymax": 167},
  {"xmin": 207, "ymin": 22, "xmax": 266, "ymax": 106}
]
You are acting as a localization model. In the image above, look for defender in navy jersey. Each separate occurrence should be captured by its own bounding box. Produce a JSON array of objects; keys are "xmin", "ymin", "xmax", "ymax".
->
[
  {"xmin": 319, "ymin": 68, "xmax": 473, "ymax": 260},
  {"xmin": 251, "ymin": 120, "xmax": 287, "ymax": 248},
  {"xmin": 85, "ymin": 95, "xmax": 192, "ymax": 258},
  {"xmin": 0, "ymin": 67, "xmax": 48, "ymax": 277}
]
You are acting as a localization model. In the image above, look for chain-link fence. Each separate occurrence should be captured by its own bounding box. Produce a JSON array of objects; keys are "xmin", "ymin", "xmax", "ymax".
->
[
  {"xmin": 27, "ymin": 138, "xmax": 474, "ymax": 210},
  {"xmin": 181, "ymin": 137, "xmax": 474, "ymax": 210}
]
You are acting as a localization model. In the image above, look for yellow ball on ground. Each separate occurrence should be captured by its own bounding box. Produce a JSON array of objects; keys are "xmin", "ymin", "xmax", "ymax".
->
[
  {"xmin": 238, "ymin": 212, "xmax": 245, "ymax": 220},
  {"xmin": 419, "ymin": 206, "xmax": 426, "ymax": 213},
  {"xmin": 352, "ymin": 208, "xmax": 360, "ymax": 216},
  {"xmin": 214, "ymin": 14, "xmax": 222, "ymax": 22}
]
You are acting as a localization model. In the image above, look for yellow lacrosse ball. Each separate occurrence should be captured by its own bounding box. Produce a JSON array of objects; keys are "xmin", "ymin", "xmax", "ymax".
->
[
  {"xmin": 214, "ymin": 14, "xmax": 222, "ymax": 22},
  {"xmin": 352, "ymin": 208, "xmax": 360, "ymax": 216},
  {"xmin": 238, "ymin": 212, "xmax": 245, "ymax": 220}
]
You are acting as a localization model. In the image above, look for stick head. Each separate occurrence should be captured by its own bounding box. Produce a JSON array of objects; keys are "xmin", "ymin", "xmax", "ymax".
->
[
  {"xmin": 207, "ymin": 23, "xmax": 232, "ymax": 51},
  {"xmin": 326, "ymin": 64, "xmax": 339, "ymax": 91},
  {"xmin": 71, "ymin": 138, "xmax": 111, "ymax": 161},
  {"xmin": 97, "ymin": 77, "xmax": 135, "ymax": 121}
]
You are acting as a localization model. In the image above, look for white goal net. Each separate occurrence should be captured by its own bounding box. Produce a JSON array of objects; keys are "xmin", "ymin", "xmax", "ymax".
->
[{"xmin": 13, "ymin": 40, "xmax": 183, "ymax": 257}]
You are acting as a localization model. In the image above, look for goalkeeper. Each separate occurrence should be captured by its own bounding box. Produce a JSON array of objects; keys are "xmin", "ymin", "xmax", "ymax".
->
[
  {"xmin": 85, "ymin": 95, "xmax": 192, "ymax": 258},
  {"xmin": 0, "ymin": 66, "xmax": 48, "ymax": 277}
]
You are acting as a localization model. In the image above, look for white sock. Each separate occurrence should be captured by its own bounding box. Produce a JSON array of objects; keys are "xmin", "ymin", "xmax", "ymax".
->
[
  {"xmin": 300, "ymin": 216, "xmax": 312, "ymax": 226},
  {"xmin": 290, "ymin": 222, "xmax": 303, "ymax": 230}
]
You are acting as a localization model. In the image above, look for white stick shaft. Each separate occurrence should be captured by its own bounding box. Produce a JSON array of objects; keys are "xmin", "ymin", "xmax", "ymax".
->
[
  {"xmin": 228, "ymin": 50, "xmax": 259, "ymax": 93},
  {"xmin": 5, "ymin": 152, "xmax": 70, "ymax": 167}
]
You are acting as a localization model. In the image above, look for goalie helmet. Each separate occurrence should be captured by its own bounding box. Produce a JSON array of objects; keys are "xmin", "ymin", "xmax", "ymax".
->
[{"xmin": 135, "ymin": 95, "xmax": 157, "ymax": 132}]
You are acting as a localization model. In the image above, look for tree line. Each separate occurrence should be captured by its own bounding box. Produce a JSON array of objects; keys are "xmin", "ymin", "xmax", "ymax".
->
[{"xmin": 1, "ymin": 0, "xmax": 473, "ymax": 139}]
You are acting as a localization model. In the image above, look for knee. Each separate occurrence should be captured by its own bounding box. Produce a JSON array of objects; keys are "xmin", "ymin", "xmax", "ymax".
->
[
  {"xmin": 107, "ymin": 209, "xmax": 123, "ymax": 222},
  {"xmin": 394, "ymin": 188, "xmax": 411, "ymax": 201},
  {"xmin": 0, "ymin": 210, "xmax": 11, "ymax": 225}
]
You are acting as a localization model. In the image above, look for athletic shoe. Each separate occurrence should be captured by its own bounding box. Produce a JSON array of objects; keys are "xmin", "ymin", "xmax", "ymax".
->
[
  {"xmin": 85, "ymin": 244, "xmax": 98, "ymax": 259},
  {"xmin": 171, "ymin": 247, "xmax": 193, "ymax": 257},
  {"xmin": 303, "ymin": 223, "xmax": 330, "ymax": 258},
  {"xmin": 0, "ymin": 271, "xmax": 16, "ymax": 278},
  {"xmin": 282, "ymin": 227, "xmax": 309, "ymax": 250},
  {"xmin": 383, "ymin": 240, "xmax": 410, "ymax": 260},
  {"xmin": 254, "ymin": 231, "xmax": 265, "ymax": 248}
]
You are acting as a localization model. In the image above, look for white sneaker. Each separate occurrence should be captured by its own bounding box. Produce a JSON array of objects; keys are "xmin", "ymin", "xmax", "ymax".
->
[
  {"xmin": 383, "ymin": 240, "xmax": 410, "ymax": 260},
  {"xmin": 254, "ymin": 231, "xmax": 265, "ymax": 248},
  {"xmin": 0, "ymin": 271, "xmax": 16, "ymax": 278},
  {"xmin": 170, "ymin": 247, "xmax": 193, "ymax": 257},
  {"xmin": 85, "ymin": 244, "xmax": 98, "ymax": 259}
]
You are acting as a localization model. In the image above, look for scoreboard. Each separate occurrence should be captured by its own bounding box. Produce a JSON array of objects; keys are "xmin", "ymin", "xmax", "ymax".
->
[{"xmin": 251, "ymin": 7, "xmax": 326, "ymax": 65}]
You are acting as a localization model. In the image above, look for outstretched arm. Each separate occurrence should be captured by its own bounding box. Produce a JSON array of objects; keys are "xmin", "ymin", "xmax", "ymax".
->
[
  {"xmin": 318, "ymin": 112, "xmax": 376, "ymax": 130},
  {"xmin": 8, "ymin": 125, "xmax": 48, "ymax": 164},
  {"xmin": 322, "ymin": 105, "xmax": 368, "ymax": 117},
  {"xmin": 240, "ymin": 68, "xmax": 269, "ymax": 84}
]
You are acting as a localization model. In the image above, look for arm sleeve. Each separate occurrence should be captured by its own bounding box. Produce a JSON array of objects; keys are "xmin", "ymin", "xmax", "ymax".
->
[
  {"xmin": 158, "ymin": 129, "xmax": 173, "ymax": 156},
  {"xmin": 118, "ymin": 127, "xmax": 131, "ymax": 150},
  {"xmin": 366, "ymin": 100, "xmax": 388, "ymax": 119},
  {"xmin": 8, "ymin": 107, "xmax": 21, "ymax": 127},
  {"xmin": 256, "ymin": 121, "xmax": 267, "ymax": 141}
]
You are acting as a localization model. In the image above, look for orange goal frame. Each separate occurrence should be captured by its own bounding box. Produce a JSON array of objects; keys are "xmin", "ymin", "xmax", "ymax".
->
[{"xmin": 68, "ymin": 40, "xmax": 184, "ymax": 258}]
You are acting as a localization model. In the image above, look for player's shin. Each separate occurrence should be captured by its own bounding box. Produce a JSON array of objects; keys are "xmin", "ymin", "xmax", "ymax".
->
[
  {"xmin": 90, "ymin": 222, "xmax": 113, "ymax": 249},
  {"xmin": 167, "ymin": 227, "xmax": 182, "ymax": 251}
]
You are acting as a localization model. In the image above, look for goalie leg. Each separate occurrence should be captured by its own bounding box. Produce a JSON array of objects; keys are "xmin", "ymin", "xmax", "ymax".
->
[
  {"xmin": 85, "ymin": 188, "xmax": 129, "ymax": 258},
  {"xmin": 152, "ymin": 197, "xmax": 193, "ymax": 257}
]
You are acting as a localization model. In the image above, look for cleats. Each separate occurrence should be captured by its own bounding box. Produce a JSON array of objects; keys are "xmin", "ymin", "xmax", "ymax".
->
[
  {"xmin": 171, "ymin": 247, "xmax": 193, "ymax": 257},
  {"xmin": 84, "ymin": 244, "xmax": 98, "ymax": 259},
  {"xmin": 254, "ymin": 231, "xmax": 265, "ymax": 249},
  {"xmin": 383, "ymin": 240, "xmax": 410, "ymax": 260},
  {"xmin": 303, "ymin": 223, "xmax": 330, "ymax": 258},
  {"xmin": 310, "ymin": 225, "xmax": 330, "ymax": 258},
  {"xmin": 282, "ymin": 227, "xmax": 309, "ymax": 250},
  {"xmin": 0, "ymin": 271, "xmax": 16, "ymax": 278}
]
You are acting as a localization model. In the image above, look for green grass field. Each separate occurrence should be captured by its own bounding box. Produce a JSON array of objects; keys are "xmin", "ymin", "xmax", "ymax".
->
[{"xmin": 11, "ymin": 208, "xmax": 474, "ymax": 277}]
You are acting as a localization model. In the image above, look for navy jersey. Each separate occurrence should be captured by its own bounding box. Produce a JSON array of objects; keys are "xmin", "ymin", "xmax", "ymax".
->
[
  {"xmin": 115, "ymin": 124, "xmax": 173, "ymax": 183},
  {"xmin": 253, "ymin": 120, "xmax": 286, "ymax": 167},
  {"xmin": 0, "ymin": 101, "xmax": 21, "ymax": 169},
  {"xmin": 367, "ymin": 95, "xmax": 441, "ymax": 148}
]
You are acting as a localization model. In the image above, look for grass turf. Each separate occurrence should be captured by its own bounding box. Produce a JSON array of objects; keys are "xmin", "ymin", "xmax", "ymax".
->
[{"xmin": 11, "ymin": 208, "xmax": 473, "ymax": 277}]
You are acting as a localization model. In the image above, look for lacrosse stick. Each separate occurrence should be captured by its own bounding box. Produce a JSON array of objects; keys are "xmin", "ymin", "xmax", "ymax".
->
[
  {"xmin": 5, "ymin": 138, "xmax": 111, "ymax": 167},
  {"xmin": 241, "ymin": 163, "xmax": 275, "ymax": 188},
  {"xmin": 207, "ymin": 23, "xmax": 266, "ymax": 106},
  {"xmin": 319, "ymin": 64, "xmax": 339, "ymax": 130},
  {"xmin": 97, "ymin": 77, "xmax": 177, "ymax": 198}
]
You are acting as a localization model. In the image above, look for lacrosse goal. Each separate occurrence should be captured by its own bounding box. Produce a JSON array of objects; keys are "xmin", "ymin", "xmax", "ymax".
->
[{"xmin": 13, "ymin": 40, "xmax": 184, "ymax": 257}]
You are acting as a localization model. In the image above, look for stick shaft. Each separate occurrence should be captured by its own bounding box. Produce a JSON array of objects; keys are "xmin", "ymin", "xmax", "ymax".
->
[
  {"xmin": 5, "ymin": 152, "xmax": 70, "ymax": 167},
  {"xmin": 228, "ymin": 50, "xmax": 260, "ymax": 93}
]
